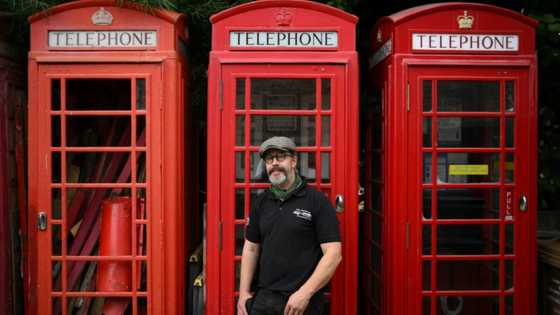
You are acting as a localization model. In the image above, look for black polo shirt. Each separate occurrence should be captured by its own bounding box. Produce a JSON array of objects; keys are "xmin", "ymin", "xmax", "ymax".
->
[{"xmin": 246, "ymin": 182, "xmax": 340, "ymax": 294}]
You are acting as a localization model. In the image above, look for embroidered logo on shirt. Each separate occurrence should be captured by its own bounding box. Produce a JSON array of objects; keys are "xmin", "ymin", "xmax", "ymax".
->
[{"xmin": 293, "ymin": 209, "xmax": 312, "ymax": 221}]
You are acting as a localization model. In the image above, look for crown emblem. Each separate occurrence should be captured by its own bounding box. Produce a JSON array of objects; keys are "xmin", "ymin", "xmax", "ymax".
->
[
  {"xmin": 457, "ymin": 11, "xmax": 474, "ymax": 29},
  {"xmin": 275, "ymin": 8, "xmax": 293, "ymax": 26},
  {"xmin": 91, "ymin": 7, "xmax": 113, "ymax": 26}
]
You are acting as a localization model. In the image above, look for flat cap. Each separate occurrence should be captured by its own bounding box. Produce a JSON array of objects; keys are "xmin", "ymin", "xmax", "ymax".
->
[{"xmin": 259, "ymin": 136, "xmax": 296, "ymax": 157}]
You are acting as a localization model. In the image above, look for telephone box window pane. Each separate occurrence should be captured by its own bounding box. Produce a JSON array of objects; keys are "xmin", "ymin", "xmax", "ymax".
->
[
  {"xmin": 423, "ymin": 225, "xmax": 432, "ymax": 255},
  {"xmin": 236, "ymin": 152, "xmax": 245, "ymax": 183},
  {"xmin": 235, "ymin": 224, "xmax": 244, "ymax": 256},
  {"xmin": 321, "ymin": 116, "xmax": 331, "ymax": 146},
  {"xmin": 52, "ymin": 263, "xmax": 62, "ymax": 292},
  {"xmin": 250, "ymin": 116, "xmax": 315, "ymax": 146},
  {"xmin": 437, "ymin": 153, "xmax": 499, "ymax": 183},
  {"xmin": 438, "ymin": 118, "xmax": 499, "ymax": 147},
  {"xmin": 136, "ymin": 189, "xmax": 147, "ymax": 220},
  {"xmin": 321, "ymin": 153, "xmax": 330, "ymax": 183},
  {"xmin": 506, "ymin": 118, "xmax": 514, "ymax": 147},
  {"xmin": 422, "ymin": 297, "xmax": 431, "ymax": 315},
  {"xmin": 66, "ymin": 152, "xmax": 130, "ymax": 183},
  {"xmin": 298, "ymin": 152, "xmax": 317, "ymax": 181},
  {"xmin": 423, "ymin": 118, "xmax": 432, "ymax": 147},
  {"xmin": 423, "ymin": 189, "xmax": 432, "ymax": 219},
  {"xmin": 235, "ymin": 189, "xmax": 244, "ymax": 220},
  {"xmin": 51, "ymin": 79, "xmax": 61, "ymax": 110},
  {"xmin": 52, "ymin": 188, "xmax": 61, "ymax": 220},
  {"xmin": 137, "ymin": 115, "xmax": 146, "ymax": 146},
  {"xmin": 423, "ymin": 153, "xmax": 432, "ymax": 183},
  {"xmin": 437, "ymin": 189, "xmax": 499, "ymax": 219},
  {"xmin": 505, "ymin": 153, "xmax": 514, "ymax": 183},
  {"xmin": 437, "ymin": 224, "xmax": 499, "ymax": 255},
  {"xmin": 67, "ymin": 79, "xmax": 131, "ymax": 110},
  {"xmin": 437, "ymin": 296, "xmax": 499, "ymax": 314},
  {"xmin": 52, "ymin": 152, "xmax": 61, "ymax": 183},
  {"xmin": 137, "ymin": 152, "xmax": 146, "ymax": 183},
  {"xmin": 506, "ymin": 80, "xmax": 515, "ymax": 112},
  {"xmin": 423, "ymin": 261, "xmax": 431, "ymax": 290},
  {"xmin": 235, "ymin": 261, "xmax": 241, "ymax": 290},
  {"xmin": 437, "ymin": 81, "xmax": 499, "ymax": 112},
  {"xmin": 423, "ymin": 80, "xmax": 432, "ymax": 112},
  {"xmin": 236, "ymin": 116, "xmax": 245, "ymax": 146},
  {"xmin": 506, "ymin": 296, "xmax": 514, "ymax": 315},
  {"xmin": 250, "ymin": 152, "xmax": 267, "ymax": 183},
  {"xmin": 52, "ymin": 116, "xmax": 61, "ymax": 147},
  {"xmin": 506, "ymin": 260, "xmax": 514, "ymax": 289},
  {"xmin": 251, "ymin": 79, "xmax": 315, "ymax": 109},
  {"xmin": 136, "ymin": 78, "xmax": 146, "ymax": 110},
  {"xmin": 322, "ymin": 78, "xmax": 331, "ymax": 110},
  {"xmin": 66, "ymin": 116, "xmax": 131, "ymax": 146},
  {"xmin": 437, "ymin": 260, "xmax": 499, "ymax": 290},
  {"xmin": 506, "ymin": 224, "xmax": 514, "ymax": 254},
  {"xmin": 236, "ymin": 78, "xmax": 245, "ymax": 109},
  {"xmin": 52, "ymin": 224, "xmax": 62, "ymax": 256}
]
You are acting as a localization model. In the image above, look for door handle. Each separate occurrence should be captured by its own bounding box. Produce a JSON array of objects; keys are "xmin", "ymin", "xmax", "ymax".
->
[
  {"xmin": 38, "ymin": 211, "xmax": 48, "ymax": 231},
  {"xmin": 519, "ymin": 195, "xmax": 528, "ymax": 212},
  {"xmin": 335, "ymin": 195, "xmax": 344, "ymax": 213}
]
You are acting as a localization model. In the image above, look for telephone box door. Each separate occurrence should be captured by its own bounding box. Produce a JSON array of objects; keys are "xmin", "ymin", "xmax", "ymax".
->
[
  {"xmin": 218, "ymin": 63, "xmax": 353, "ymax": 315},
  {"xmin": 407, "ymin": 66, "xmax": 535, "ymax": 315},
  {"xmin": 32, "ymin": 63, "xmax": 163, "ymax": 315}
]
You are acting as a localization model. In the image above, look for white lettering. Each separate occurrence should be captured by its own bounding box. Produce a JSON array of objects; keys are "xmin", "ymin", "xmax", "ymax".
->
[
  {"xmin": 412, "ymin": 33, "xmax": 519, "ymax": 52},
  {"xmin": 229, "ymin": 31, "xmax": 338, "ymax": 48},
  {"xmin": 48, "ymin": 30, "xmax": 158, "ymax": 49}
]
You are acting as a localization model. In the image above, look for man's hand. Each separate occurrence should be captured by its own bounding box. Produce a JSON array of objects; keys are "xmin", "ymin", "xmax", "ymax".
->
[
  {"xmin": 283, "ymin": 290, "xmax": 311, "ymax": 315},
  {"xmin": 237, "ymin": 291, "xmax": 253, "ymax": 315}
]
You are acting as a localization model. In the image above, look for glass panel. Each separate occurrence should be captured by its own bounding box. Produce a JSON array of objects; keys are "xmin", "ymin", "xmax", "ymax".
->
[
  {"xmin": 322, "ymin": 78, "xmax": 331, "ymax": 110},
  {"xmin": 506, "ymin": 260, "xmax": 514, "ymax": 289},
  {"xmin": 66, "ymin": 116, "xmax": 131, "ymax": 146},
  {"xmin": 66, "ymin": 153, "xmax": 131, "ymax": 183},
  {"xmin": 424, "ymin": 153, "xmax": 432, "ymax": 183},
  {"xmin": 250, "ymin": 116, "xmax": 315, "ymax": 146},
  {"xmin": 52, "ymin": 263, "xmax": 62, "ymax": 291},
  {"xmin": 51, "ymin": 79, "xmax": 61, "ymax": 110},
  {"xmin": 437, "ymin": 296, "xmax": 499, "ymax": 315},
  {"xmin": 505, "ymin": 153, "xmax": 514, "ymax": 183},
  {"xmin": 506, "ymin": 224, "xmax": 514, "ymax": 254},
  {"xmin": 423, "ymin": 80, "xmax": 432, "ymax": 112},
  {"xmin": 437, "ymin": 153, "xmax": 499, "ymax": 183},
  {"xmin": 235, "ymin": 261, "xmax": 241, "ymax": 290},
  {"xmin": 423, "ymin": 261, "xmax": 431, "ymax": 290},
  {"xmin": 438, "ymin": 118, "xmax": 499, "ymax": 147},
  {"xmin": 437, "ymin": 224, "xmax": 499, "ymax": 255},
  {"xmin": 437, "ymin": 81, "xmax": 499, "ymax": 112},
  {"xmin": 236, "ymin": 78, "xmax": 245, "ymax": 109},
  {"xmin": 423, "ymin": 296, "xmax": 431, "ymax": 315},
  {"xmin": 235, "ymin": 224, "xmax": 244, "ymax": 256},
  {"xmin": 506, "ymin": 118, "xmax": 514, "ymax": 147},
  {"xmin": 236, "ymin": 116, "xmax": 245, "ymax": 146},
  {"xmin": 52, "ymin": 152, "xmax": 61, "ymax": 183},
  {"xmin": 67, "ymin": 79, "xmax": 131, "ymax": 110},
  {"xmin": 137, "ymin": 152, "xmax": 146, "ymax": 183},
  {"xmin": 321, "ymin": 116, "xmax": 331, "ymax": 146},
  {"xmin": 52, "ymin": 224, "xmax": 62, "ymax": 256},
  {"xmin": 136, "ymin": 78, "xmax": 146, "ymax": 110},
  {"xmin": 298, "ymin": 152, "xmax": 317, "ymax": 181},
  {"xmin": 506, "ymin": 80, "xmax": 515, "ymax": 112},
  {"xmin": 136, "ymin": 189, "xmax": 147, "ymax": 220},
  {"xmin": 52, "ymin": 188, "xmax": 61, "ymax": 220},
  {"xmin": 437, "ymin": 189, "xmax": 500, "ymax": 219},
  {"xmin": 437, "ymin": 260, "xmax": 499, "ymax": 290},
  {"xmin": 236, "ymin": 189, "xmax": 245, "ymax": 220},
  {"xmin": 321, "ymin": 152, "xmax": 330, "ymax": 183},
  {"xmin": 52, "ymin": 116, "xmax": 61, "ymax": 147},
  {"xmin": 52, "ymin": 297, "xmax": 62, "ymax": 314},
  {"xmin": 423, "ymin": 225, "xmax": 432, "ymax": 255},
  {"xmin": 137, "ymin": 115, "xmax": 146, "ymax": 146},
  {"xmin": 236, "ymin": 152, "xmax": 245, "ymax": 183},
  {"xmin": 250, "ymin": 152, "xmax": 267, "ymax": 183},
  {"xmin": 423, "ymin": 118, "xmax": 432, "ymax": 147},
  {"xmin": 505, "ymin": 296, "xmax": 513, "ymax": 315},
  {"xmin": 423, "ymin": 189, "xmax": 432, "ymax": 219},
  {"xmin": 251, "ymin": 79, "xmax": 315, "ymax": 109},
  {"xmin": 67, "ymin": 297, "xmax": 132, "ymax": 313}
]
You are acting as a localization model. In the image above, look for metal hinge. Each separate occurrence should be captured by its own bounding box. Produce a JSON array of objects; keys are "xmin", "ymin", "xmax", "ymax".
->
[
  {"xmin": 219, "ymin": 80, "xmax": 223, "ymax": 111},
  {"xmin": 218, "ymin": 221, "xmax": 223, "ymax": 251},
  {"xmin": 406, "ymin": 81, "xmax": 410, "ymax": 112},
  {"xmin": 405, "ymin": 222, "xmax": 410, "ymax": 250}
]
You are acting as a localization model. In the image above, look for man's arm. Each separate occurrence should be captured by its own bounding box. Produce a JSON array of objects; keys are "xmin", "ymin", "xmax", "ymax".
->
[
  {"xmin": 284, "ymin": 242, "xmax": 342, "ymax": 315},
  {"xmin": 237, "ymin": 239, "xmax": 261, "ymax": 315}
]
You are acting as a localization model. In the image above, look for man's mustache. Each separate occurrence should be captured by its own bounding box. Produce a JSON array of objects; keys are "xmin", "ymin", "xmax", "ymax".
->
[{"xmin": 268, "ymin": 166, "xmax": 287, "ymax": 176}]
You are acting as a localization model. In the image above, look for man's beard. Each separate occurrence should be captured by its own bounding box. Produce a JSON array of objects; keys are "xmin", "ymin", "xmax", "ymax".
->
[{"xmin": 268, "ymin": 167, "xmax": 288, "ymax": 186}]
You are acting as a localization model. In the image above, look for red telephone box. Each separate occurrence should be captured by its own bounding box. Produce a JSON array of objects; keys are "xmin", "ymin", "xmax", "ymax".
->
[
  {"xmin": 364, "ymin": 3, "xmax": 537, "ymax": 315},
  {"xmin": 27, "ymin": 1, "xmax": 193, "ymax": 314},
  {"xmin": 207, "ymin": 1, "xmax": 359, "ymax": 314}
]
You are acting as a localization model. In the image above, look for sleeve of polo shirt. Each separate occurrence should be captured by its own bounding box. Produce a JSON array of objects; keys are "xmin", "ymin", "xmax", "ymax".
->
[
  {"xmin": 245, "ymin": 195, "xmax": 262, "ymax": 243},
  {"xmin": 314, "ymin": 192, "xmax": 341, "ymax": 244}
]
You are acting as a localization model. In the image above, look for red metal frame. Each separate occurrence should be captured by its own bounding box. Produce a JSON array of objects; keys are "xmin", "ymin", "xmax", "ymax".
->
[
  {"xmin": 27, "ymin": 2, "xmax": 190, "ymax": 314},
  {"xmin": 207, "ymin": 1, "xmax": 358, "ymax": 314},
  {"xmin": 367, "ymin": 3, "xmax": 537, "ymax": 315}
]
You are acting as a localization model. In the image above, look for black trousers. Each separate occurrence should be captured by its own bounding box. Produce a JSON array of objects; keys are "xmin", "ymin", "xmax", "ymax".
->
[{"xmin": 248, "ymin": 289, "xmax": 325, "ymax": 315}]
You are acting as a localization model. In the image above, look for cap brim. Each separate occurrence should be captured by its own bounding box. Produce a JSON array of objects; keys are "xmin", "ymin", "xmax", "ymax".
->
[{"xmin": 260, "ymin": 146, "xmax": 292, "ymax": 157}]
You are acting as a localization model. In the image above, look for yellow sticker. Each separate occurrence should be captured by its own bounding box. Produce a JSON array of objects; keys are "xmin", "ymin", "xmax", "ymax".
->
[{"xmin": 449, "ymin": 164, "xmax": 489, "ymax": 175}]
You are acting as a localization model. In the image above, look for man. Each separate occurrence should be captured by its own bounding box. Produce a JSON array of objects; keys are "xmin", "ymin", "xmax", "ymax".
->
[{"xmin": 237, "ymin": 136, "xmax": 342, "ymax": 315}]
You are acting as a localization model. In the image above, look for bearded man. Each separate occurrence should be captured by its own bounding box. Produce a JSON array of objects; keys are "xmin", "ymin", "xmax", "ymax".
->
[{"xmin": 237, "ymin": 136, "xmax": 342, "ymax": 315}]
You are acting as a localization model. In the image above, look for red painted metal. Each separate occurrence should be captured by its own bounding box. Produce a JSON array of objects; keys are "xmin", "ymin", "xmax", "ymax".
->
[
  {"xmin": 208, "ymin": 1, "xmax": 358, "ymax": 314},
  {"xmin": 27, "ymin": 1, "xmax": 191, "ymax": 315},
  {"xmin": 366, "ymin": 3, "xmax": 537, "ymax": 315}
]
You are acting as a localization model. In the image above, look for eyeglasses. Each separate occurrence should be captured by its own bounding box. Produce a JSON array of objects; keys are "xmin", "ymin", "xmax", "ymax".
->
[{"xmin": 264, "ymin": 152, "xmax": 292, "ymax": 164}]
